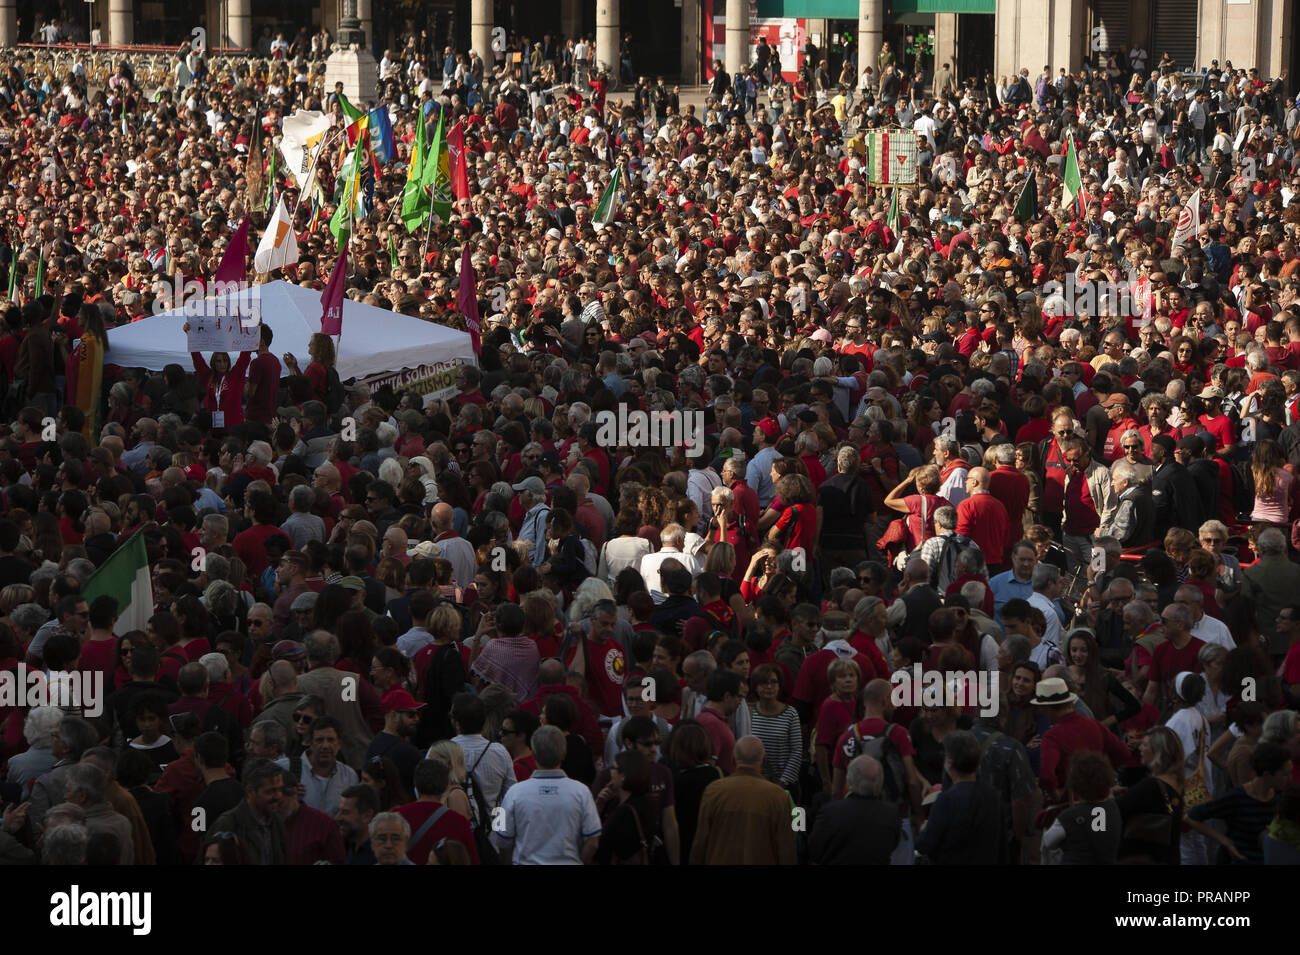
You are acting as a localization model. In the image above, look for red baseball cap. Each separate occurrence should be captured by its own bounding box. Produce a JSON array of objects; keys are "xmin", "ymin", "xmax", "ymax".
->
[
  {"xmin": 757, "ymin": 417, "xmax": 781, "ymax": 441},
  {"xmin": 381, "ymin": 689, "xmax": 426, "ymax": 713}
]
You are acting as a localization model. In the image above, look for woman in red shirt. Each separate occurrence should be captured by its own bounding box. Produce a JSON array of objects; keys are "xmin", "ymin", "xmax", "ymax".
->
[
  {"xmin": 283, "ymin": 332, "xmax": 336, "ymax": 405},
  {"xmin": 186, "ymin": 325, "xmax": 252, "ymax": 431},
  {"xmin": 767, "ymin": 473, "xmax": 819, "ymax": 556}
]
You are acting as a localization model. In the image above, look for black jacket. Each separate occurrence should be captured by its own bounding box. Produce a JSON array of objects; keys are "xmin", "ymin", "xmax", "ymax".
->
[
  {"xmin": 1114, "ymin": 484, "xmax": 1156, "ymax": 549},
  {"xmin": 916, "ymin": 779, "xmax": 1007, "ymax": 864},
  {"xmin": 1151, "ymin": 460, "xmax": 1205, "ymax": 540},
  {"xmin": 808, "ymin": 794, "xmax": 900, "ymax": 865},
  {"xmin": 898, "ymin": 585, "xmax": 944, "ymax": 643},
  {"xmin": 212, "ymin": 799, "xmax": 287, "ymax": 866},
  {"xmin": 1186, "ymin": 459, "xmax": 1220, "ymax": 522}
]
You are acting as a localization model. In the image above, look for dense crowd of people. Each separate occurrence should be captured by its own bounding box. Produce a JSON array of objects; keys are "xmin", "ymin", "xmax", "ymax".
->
[{"xmin": 0, "ymin": 31, "xmax": 1299, "ymax": 866}]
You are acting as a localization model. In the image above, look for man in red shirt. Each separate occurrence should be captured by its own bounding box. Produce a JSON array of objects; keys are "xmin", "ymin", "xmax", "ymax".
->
[
  {"xmin": 1142, "ymin": 603, "xmax": 1205, "ymax": 710},
  {"xmin": 563, "ymin": 602, "xmax": 626, "ymax": 718},
  {"xmin": 696, "ymin": 670, "xmax": 742, "ymax": 774},
  {"xmin": 988, "ymin": 444, "xmax": 1030, "ymax": 559},
  {"xmin": 396, "ymin": 758, "xmax": 480, "ymax": 864},
  {"xmin": 244, "ymin": 324, "xmax": 282, "ymax": 426},
  {"xmin": 1035, "ymin": 677, "xmax": 1136, "ymax": 799},
  {"xmin": 955, "ymin": 468, "xmax": 1010, "ymax": 574},
  {"xmin": 1100, "ymin": 392, "xmax": 1139, "ymax": 462},
  {"xmin": 232, "ymin": 490, "xmax": 284, "ymax": 580},
  {"xmin": 721, "ymin": 457, "xmax": 761, "ymax": 537}
]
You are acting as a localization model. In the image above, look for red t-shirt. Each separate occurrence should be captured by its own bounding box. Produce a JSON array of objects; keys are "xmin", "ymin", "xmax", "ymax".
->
[
  {"xmin": 956, "ymin": 493, "xmax": 1010, "ymax": 566},
  {"xmin": 232, "ymin": 523, "xmax": 284, "ymax": 579},
  {"xmin": 246, "ymin": 352, "xmax": 282, "ymax": 424},
  {"xmin": 396, "ymin": 799, "xmax": 480, "ymax": 864},
  {"xmin": 565, "ymin": 637, "xmax": 627, "ymax": 718},
  {"xmin": 1147, "ymin": 637, "xmax": 1206, "ymax": 693},
  {"xmin": 772, "ymin": 503, "xmax": 818, "ymax": 554},
  {"xmin": 513, "ymin": 754, "xmax": 538, "ymax": 781},
  {"xmin": 77, "ymin": 638, "xmax": 117, "ymax": 683},
  {"xmin": 815, "ymin": 697, "xmax": 856, "ymax": 753},
  {"xmin": 696, "ymin": 706, "xmax": 736, "ymax": 774},
  {"xmin": 832, "ymin": 717, "xmax": 915, "ymax": 773}
]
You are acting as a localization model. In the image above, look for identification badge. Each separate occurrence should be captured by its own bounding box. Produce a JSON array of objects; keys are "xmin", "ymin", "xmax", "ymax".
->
[{"xmin": 212, "ymin": 411, "xmax": 225, "ymax": 429}]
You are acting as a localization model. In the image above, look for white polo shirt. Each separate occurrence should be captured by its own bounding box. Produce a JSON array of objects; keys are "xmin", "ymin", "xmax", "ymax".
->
[{"xmin": 493, "ymin": 769, "xmax": 602, "ymax": 865}]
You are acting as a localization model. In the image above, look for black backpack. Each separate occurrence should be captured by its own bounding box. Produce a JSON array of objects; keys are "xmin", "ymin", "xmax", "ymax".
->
[
  {"xmin": 930, "ymin": 533, "xmax": 978, "ymax": 591},
  {"xmin": 464, "ymin": 745, "xmax": 503, "ymax": 865},
  {"xmin": 843, "ymin": 722, "xmax": 907, "ymax": 804}
]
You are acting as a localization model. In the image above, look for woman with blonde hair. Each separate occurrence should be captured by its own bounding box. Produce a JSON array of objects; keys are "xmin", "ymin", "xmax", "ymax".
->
[
  {"xmin": 425, "ymin": 740, "xmax": 474, "ymax": 821},
  {"xmin": 1116, "ymin": 725, "xmax": 1185, "ymax": 864}
]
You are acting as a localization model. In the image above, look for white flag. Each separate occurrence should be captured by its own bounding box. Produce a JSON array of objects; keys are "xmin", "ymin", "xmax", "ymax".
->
[
  {"xmin": 254, "ymin": 195, "xmax": 298, "ymax": 273},
  {"xmin": 1171, "ymin": 188, "xmax": 1201, "ymax": 250},
  {"xmin": 279, "ymin": 109, "xmax": 331, "ymax": 193}
]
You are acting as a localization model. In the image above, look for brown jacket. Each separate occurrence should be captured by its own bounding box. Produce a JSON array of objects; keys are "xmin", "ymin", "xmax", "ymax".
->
[{"xmin": 689, "ymin": 766, "xmax": 796, "ymax": 865}]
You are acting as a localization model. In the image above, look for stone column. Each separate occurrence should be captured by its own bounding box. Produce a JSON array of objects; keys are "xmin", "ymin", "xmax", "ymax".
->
[
  {"xmin": 596, "ymin": 0, "xmax": 618, "ymax": 76},
  {"xmin": 725, "ymin": 0, "xmax": 748, "ymax": 77},
  {"xmin": 934, "ymin": 12, "xmax": 957, "ymax": 82},
  {"xmin": 471, "ymin": 0, "xmax": 492, "ymax": 74},
  {"xmin": 359, "ymin": 0, "xmax": 373, "ymax": 55},
  {"xmin": 858, "ymin": 0, "xmax": 884, "ymax": 85},
  {"xmin": 108, "ymin": 0, "xmax": 133, "ymax": 45},
  {"xmin": 0, "ymin": 0, "xmax": 16, "ymax": 48},
  {"xmin": 229, "ymin": 0, "xmax": 252, "ymax": 49},
  {"xmin": 681, "ymin": 0, "xmax": 701, "ymax": 84}
]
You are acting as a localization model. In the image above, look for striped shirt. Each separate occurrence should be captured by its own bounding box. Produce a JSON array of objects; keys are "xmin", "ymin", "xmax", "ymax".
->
[
  {"xmin": 1187, "ymin": 787, "xmax": 1279, "ymax": 864},
  {"xmin": 747, "ymin": 703, "xmax": 803, "ymax": 787}
]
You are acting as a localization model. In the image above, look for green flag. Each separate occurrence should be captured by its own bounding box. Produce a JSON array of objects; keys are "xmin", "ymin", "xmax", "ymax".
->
[
  {"xmin": 593, "ymin": 165, "xmax": 622, "ymax": 229},
  {"xmin": 388, "ymin": 232, "xmax": 399, "ymax": 271},
  {"xmin": 33, "ymin": 252, "xmax": 43, "ymax": 299},
  {"xmin": 329, "ymin": 137, "xmax": 367, "ymax": 253},
  {"xmin": 887, "ymin": 186, "xmax": 900, "ymax": 234},
  {"xmin": 421, "ymin": 109, "xmax": 452, "ymax": 227},
  {"xmin": 1013, "ymin": 174, "xmax": 1037, "ymax": 222},
  {"xmin": 1062, "ymin": 134, "xmax": 1083, "ymax": 216},
  {"xmin": 82, "ymin": 531, "xmax": 153, "ymax": 635},
  {"xmin": 400, "ymin": 109, "xmax": 430, "ymax": 232},
  {"xmin": 265, "ymin": 148, "xmax": 276, "ymax": 213}
]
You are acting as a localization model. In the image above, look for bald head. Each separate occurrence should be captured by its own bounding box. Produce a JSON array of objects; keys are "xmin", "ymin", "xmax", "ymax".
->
[
  {"xmin": 968, "ymin": 466, "xmax": 991, "ymax": 490},
  {"xmin": 161, "ymin": 466, "xmax": 186, "ymax": 487},
  {"xmin": 733, "ymin": 735, "xmax": 766, "ymax": 768},
  {"xmin": 565, "ymin": 472, "xmax": 590, "ymax": 498},
  {"xmin": 431, "ymin": 502, "xmax": 455, "ymax": 531},
  {"xmin": 538, "ymin": 658, "xmax": 566, "ymax": 685},
  {"xmin": 268, "ymin": 660, "xmax": 298, "ymax": 694},
  {"xmin": 313, "ymin": 463, "xmax": 340, "ymax": 491},
  {"xmin": 904, "ymin": 558, "xmax": 930, "ymax": 584}
]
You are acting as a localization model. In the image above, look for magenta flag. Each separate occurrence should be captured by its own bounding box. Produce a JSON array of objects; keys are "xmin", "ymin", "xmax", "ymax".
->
[
  {"xmin": 320, "ymin": 249, "xmax": 347, "ymax": 336},
  {"xmin": 458, "ymin": 243, "xmax": 481, "ymax": 356},
  {"xmin": 213, "ymin": 217, "xmax": 251, "ymax": 286}
]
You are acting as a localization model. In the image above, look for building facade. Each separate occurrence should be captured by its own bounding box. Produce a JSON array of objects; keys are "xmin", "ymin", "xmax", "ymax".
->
[{"xmin": 0, "ymin": 0, "xmax": 1295, "ymax": 87}]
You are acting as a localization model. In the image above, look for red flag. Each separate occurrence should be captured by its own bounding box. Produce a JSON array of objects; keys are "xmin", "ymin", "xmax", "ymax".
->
[
  {"xmin": 320, "ymin": 248, "xmax": 347, "ymax": 336},
  {"xmin": 214, "ymin": 217, "xmax": 252, "ymax": 286},
  {"xmin": 448, "ymin": 121, "xmax": 470, "ymax": 201},
  {"xmin": 458, "ymin": 243, "xmax": 481, "ymax": 356}
]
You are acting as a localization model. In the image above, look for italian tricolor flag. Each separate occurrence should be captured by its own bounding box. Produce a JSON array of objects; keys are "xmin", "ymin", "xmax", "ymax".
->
[
  {"xmin": 593, "ymin": 165, "xmax": 622, "ymax": 230},
  {"xmin": 1062, "ymin": 134, "xmax": 1084, "ymax": 216},
  {"xmin": 82, "ymin": 532, "xmax": 153, "ymax": 635}
]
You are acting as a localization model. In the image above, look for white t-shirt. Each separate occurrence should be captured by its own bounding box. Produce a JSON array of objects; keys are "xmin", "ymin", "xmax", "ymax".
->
[{"xmin": 1165, "ymin": 706, "xmax": 1214, "ymax": 797}]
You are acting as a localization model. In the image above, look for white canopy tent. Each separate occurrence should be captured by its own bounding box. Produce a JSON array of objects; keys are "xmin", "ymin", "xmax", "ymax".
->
[{"xmin": 104, "ymin": 280, "xmax": 477, "ymax": 382}]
